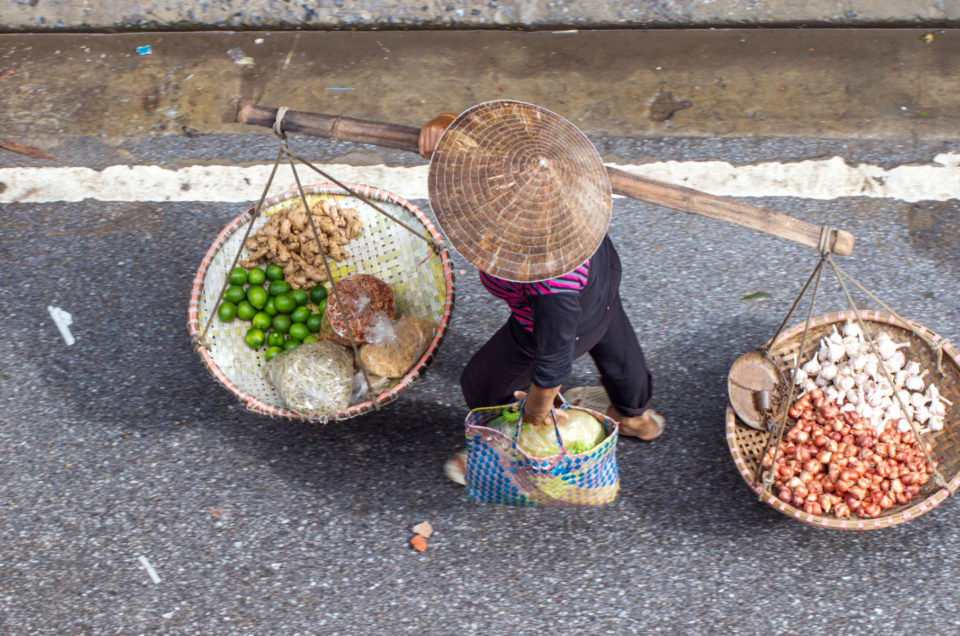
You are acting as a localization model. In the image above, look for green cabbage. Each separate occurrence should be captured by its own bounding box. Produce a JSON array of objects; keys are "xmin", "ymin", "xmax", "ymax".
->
[{"xmin": 487, "ymin": 409, "xmax": 607, "ymax": 457}]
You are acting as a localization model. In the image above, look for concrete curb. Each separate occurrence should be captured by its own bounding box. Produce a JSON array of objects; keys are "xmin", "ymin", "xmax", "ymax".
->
[{"xmin": 3, "ymin": 1, "xmax": 960, "ymax": 33}]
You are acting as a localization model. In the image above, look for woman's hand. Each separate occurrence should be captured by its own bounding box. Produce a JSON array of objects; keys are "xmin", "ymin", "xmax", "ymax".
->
[
  {"xmin": 514, "ymin": 387, "xmax": 568, "ymax": 428},
  {"xmin": 418, "ymin": 112, "xmax": 458, "ymax": 159}
]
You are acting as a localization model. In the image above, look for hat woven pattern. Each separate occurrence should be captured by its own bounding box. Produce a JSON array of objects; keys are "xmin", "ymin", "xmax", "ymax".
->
[{"xmin": 429, "ymin": 100, "xmax": 612, "ymax": 282}]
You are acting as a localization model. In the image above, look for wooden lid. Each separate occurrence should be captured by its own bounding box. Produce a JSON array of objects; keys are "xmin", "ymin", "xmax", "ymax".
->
[
  {"xmin": 728, "ymin": 351, "xmax": 785, "ymax": 430},
  {"xmin": 427, "ymin": 100, "xmax": 612, "ymax": 282}
]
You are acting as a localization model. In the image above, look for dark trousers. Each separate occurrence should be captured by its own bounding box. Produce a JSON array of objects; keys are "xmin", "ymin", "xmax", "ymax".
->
[{"xmin": 460, "ymin": 298, "xmax": 652, "ymax": 417}]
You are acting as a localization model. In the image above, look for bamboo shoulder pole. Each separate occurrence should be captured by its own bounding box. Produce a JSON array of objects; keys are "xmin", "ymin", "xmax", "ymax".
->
[{"xmin": 236, "ymin": 102, "xmax": 854, "ymax": 256}]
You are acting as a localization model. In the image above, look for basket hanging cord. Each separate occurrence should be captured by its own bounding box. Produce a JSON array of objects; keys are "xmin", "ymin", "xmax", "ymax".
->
[
  {"xmin": 197, "ymin": 148, "xmax": 285, "ymax": 347},
  {"xmin": 830, "ymin": 263, "xmax": 949, "ymax": 378},
  {"xmin": 282, "ymin": 150, "xmax": 380, "ymax": 409},
  {"xmin": 825, "ymin": 255, "xmax": 953, "ymax": 493},
  {"xmin": 285, "ymin": 148, "xmax": 444, "ymax": 256},
  {"xmin": 755, "ymin": 254, "xmax": 829, "ymax": 495}
]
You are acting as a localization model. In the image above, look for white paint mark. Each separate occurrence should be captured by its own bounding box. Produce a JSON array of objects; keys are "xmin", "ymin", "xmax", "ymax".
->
[
  {"xmin": 2, "ymin": 153, "xmax": 960, "ymax": 204},
  {"xmin": 47, "ymin": 306, "xmax": 75, "ymax": 345},
  {"xmin": 137, "ymin": 555, "xmax": 161, "ymax": 584}
]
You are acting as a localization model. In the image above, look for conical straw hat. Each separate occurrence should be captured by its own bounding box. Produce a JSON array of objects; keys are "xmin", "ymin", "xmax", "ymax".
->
[{"xmin": 428, "ymin": 100, "xmax": 612, "ymax": 282}]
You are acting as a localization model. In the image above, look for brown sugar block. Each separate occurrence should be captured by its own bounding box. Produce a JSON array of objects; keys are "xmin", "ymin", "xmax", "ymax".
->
[{"xmin": 360, "ymin": 317, "xmax": 437, "ymax": 378}]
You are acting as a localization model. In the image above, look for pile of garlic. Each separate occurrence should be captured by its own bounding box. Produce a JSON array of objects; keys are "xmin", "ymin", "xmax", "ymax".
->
[{"xmin": 793, "ymin": 321, "xmax": 951, "ymax": 435}]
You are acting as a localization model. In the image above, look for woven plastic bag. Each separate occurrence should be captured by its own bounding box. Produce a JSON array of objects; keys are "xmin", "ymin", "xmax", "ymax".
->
[{"xmin": 464, "ymin": 397, "xmax": 620, "ymax": 507}]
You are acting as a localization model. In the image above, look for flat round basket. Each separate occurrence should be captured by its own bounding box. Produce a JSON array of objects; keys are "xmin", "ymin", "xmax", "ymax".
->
[
  {"xmin": 726, "ymin": 310, "xmax": 960, "ymax": 530},
  {"xmin": 187, "ymin": 183, "xmax": 455, "ymax": 421}
]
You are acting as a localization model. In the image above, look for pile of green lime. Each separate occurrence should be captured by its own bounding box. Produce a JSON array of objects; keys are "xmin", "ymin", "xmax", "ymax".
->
[{"xmin": 216, "ymin": 263, "xmax": 329, "ymax": 361}]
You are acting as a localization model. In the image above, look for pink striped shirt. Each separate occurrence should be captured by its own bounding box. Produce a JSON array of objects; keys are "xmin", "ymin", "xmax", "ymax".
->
[{"xmin": 479, "ymin": 260, "xmax": 591, "ymax": 332}]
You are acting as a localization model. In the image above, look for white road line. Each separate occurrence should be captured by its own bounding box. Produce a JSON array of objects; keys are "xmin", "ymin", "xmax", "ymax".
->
[{"xmin": 2, "ymin": 153, "xmax": 960, "ymax": 203}]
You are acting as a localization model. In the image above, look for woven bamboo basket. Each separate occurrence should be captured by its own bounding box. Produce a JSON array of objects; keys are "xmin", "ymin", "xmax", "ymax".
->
[
  {"xmin": 727, "ymin": 310, "xmax": 960, "ymax": 530},
  {"xmin": 187, "ymin": 183, "xmax": 455, "ymax": 421}
]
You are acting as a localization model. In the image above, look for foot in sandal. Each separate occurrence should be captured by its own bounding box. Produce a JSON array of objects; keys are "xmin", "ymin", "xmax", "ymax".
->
[
  {"xmin": 606, "ymin": 406, "xmax": 666, "ymax": 441},
  {"xmin": 443, "ymin": 449, "xmax": 467, "ymax": 486}
]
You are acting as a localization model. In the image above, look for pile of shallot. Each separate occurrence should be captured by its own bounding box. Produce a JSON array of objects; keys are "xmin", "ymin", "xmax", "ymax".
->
[
  {"xmin": 792, "ymin": 321, "xmax": 951, "ymax": 435},
  {"xmin": 762, "ymin": 386, "xmax": 937, "ymax": 518}
]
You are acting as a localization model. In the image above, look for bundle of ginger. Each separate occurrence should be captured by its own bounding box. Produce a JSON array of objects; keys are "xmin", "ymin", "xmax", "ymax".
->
[{"xmin": 241, "ymin": 199, "xmax": 362, "ymax": 289}]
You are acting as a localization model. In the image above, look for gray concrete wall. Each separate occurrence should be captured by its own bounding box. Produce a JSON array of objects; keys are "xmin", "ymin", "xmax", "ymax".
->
[{"xmin": 3, "ymin": 0, "xmax": 959, "ymax": 32}]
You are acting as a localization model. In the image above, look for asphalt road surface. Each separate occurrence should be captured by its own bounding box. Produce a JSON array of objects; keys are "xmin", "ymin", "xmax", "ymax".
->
[{"xmin": 2, "ymin": 126, "xmax": 960, "ymax": 634}]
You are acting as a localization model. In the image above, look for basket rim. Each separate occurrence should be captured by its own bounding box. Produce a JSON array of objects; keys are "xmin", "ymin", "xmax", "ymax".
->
[
  {"xmin": 187, "ymin": 181, "xmax": 456, "ymax": 422},
  {"xmin": 726, "ymin": 309, "xmax": 960, "ymax": 530}
]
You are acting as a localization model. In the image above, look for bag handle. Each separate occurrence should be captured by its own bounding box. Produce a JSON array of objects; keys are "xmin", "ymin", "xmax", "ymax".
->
[{"xmin": 512, "ymin": 395, "xmax": 570, "ymax": 459}]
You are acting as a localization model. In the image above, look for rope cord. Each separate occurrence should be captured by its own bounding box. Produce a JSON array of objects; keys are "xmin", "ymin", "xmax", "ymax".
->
[
  {"xmin": 198, "ymin": 148, "xmax": 284, "ymax": 346},
  {"xmin": 284, "ymin": 148, "xmax": 444, "ymax": 255},
  {"xmin": 755, "ymin": 254, "xmax": 827, "ymax": 496},
  {"xmin": 826, "ymin": 255, "xmax": 951, "ymax": 492},
  {"xmin": 282, "ymin": 144, "xmax": 380, "ymax": 409}
]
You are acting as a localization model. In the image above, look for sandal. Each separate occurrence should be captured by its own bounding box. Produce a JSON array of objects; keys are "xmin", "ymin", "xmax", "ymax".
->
[
  {"xmin": 443, "ymin": 449, "xmax": 467, "ymax": 486},
  {"xmin": 565, "ymin": 385, "xmax": 666, "ymax": 441}
]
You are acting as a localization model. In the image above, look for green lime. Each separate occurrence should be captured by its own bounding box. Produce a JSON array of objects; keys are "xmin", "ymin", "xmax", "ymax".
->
[
  {"xmin": 265, "ymin": 346, "xmax": 283, "ymax": 362},
  {"xmin": 251, "ymin": 311, "xmax": 272, "ymax": 330},
  {"xmin": 267, "ymin": 330, "xmax": 286, "ymax": 348},
  {"xmin": 309, "ymin": 284, "xmax": 328, "ymax": 304},
  {"xmin": 306, "ymin": 313, "xmax": 323, "ymax": 333},
  {"xmin": 265, "ymin": 263, "xmax": 284, "ymax": 281},
  {"xmin": 272, "ymin": 314, "xmax": 292, "ymax": 334},
  {"xmin": 302, "ymin": 334, "xmax": 319, "ymax": 344},
  {"xmin": 291, "ymin": 288, "xmax": 309, "ymax": 306},
  {"xmin": 245, "ymin": 327, "xmax": 265, "ymax": 349},
  {"xmin": 289, "ymin": 323, "xmax": 310, "ymax": 341},
  {"xmin": 268, "ymin": 280, "xmax": 291, "ymax": 296},
  {"xmin": 217, "ymin": 301, "xmax": 237, "ymax": 322},
  {"xmin": 283, "ymin": 338, "xmax": 301, "ymax": 351},
  {"xmin": 290, "ymin": 305, "xmax": 310, "ymax": 324},
  {"xmin": 263, "ymin": 297, "xmax": 277, "ymax": 316},
  {"xmin": 247, "ymin": 267, "xmax": 266, "ymax": 286},
  {"xmin": 236, "ymin": 300, "xmax": 256, "ymax": 320},
  {"xmin": 229, "ymin": 267, "xmax": 248, "ymax": 286},
  {"xmin": 224, "ymin": 285, "xmax": 246, "ymax": 304},
  {"xmin": 246, "ymin": 285, "xmax": 268, "ymax": 309},
  {"xmin": 274, "ymin": 292, "xmax": 296, "ymax": 314}
]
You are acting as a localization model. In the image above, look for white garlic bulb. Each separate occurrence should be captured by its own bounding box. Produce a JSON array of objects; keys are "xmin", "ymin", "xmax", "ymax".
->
[
  {"xmin": 819, "ymin": 363, "xmax": 838, "ymax": 382},
  {"xmin": 884, "ymin": 351, "xmax": 906, "ymax": 373},
  {"xmin": 801, "ymin": 358, "xmax": 821, "ymax": 376},
  {"xmin": 852, "ymin": 354, "xmax": 869, "ymax": 371},
  {"xmin": 854, "ymin": 372, "xmax": 870, "ymax": 388},
  {"xmin": 886, "ymin": 403, "xmax": 903, "ymax": 422},
  {"xmin": 842, "ymin": 321, "xmax": 862, "ymax": 339},
  {"xmin": 845, "ymin": 389, "xmax": 860, "ymax": 405},
  {"xmin": 930, "ymin": 417, "xmax": 945, "ymax": 432},
  {"xmin": 897, "ymin": 419, "xmax": 912, "ymax": 433},
  {"xmin": 863, "ymin": 356, "xmax": 879, "ymax": 379},
  {"xmin": 794, "ymin": 369, "xmax": 808, "ymax": 385},
  {"xmin": 842, "ymin": 336, "xmax": 861, "ymax": 358},
  {"xmin": 904, "ymin": 361, "xmax": 921, "ymax": 376},
  {"xmin": 877, "ymin": 337, "xmax": 908, "ymax": 360},
  {"xmin": 915, "ymin": 405, "xmax": 931, "ymax": 424},
  {"xmin": 910, "ymin": 391, "xmax": 928, "ymax": 408},
  {"xmin": 841, "ymin": 402, "xmax": 857, "ymax": 413},
  {"xmin": 836, "ymin": 375, "xmax": 855, "ymax": 392},
  {"xmin": 818, "ymin": 341, "xmax": 830, "ymax": 363},
  {"xmin": 824, "ymin": 386, "xmax": 841, "ymax": 403},
  {"xmin": 803, "ymin": 379, "xmax": 819, "ymax": 394},
  {"xmin": 828, "ymin": 329, "xmax": 843, "ymax": 345},
  {"xmin": 828, "ymin": 341, "xmax": 846, "ymax": 363},
  {"xmin": 894, "ymin": 370, "xmax": 909, "ymax": 389}
]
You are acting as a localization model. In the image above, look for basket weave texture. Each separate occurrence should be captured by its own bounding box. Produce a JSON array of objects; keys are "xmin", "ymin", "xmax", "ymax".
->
[
  {"xmin": 727, "ymin": 310, "xmax": 960, "ymax": 530},
  {"xmin": 188, "ymin": 183, "xmax": 455, "ymax": 421}
]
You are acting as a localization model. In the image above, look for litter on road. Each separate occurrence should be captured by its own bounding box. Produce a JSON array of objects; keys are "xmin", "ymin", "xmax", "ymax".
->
[{"xmin": 47, "ymin": 305, "xmax": 74, "ymax": 345}]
